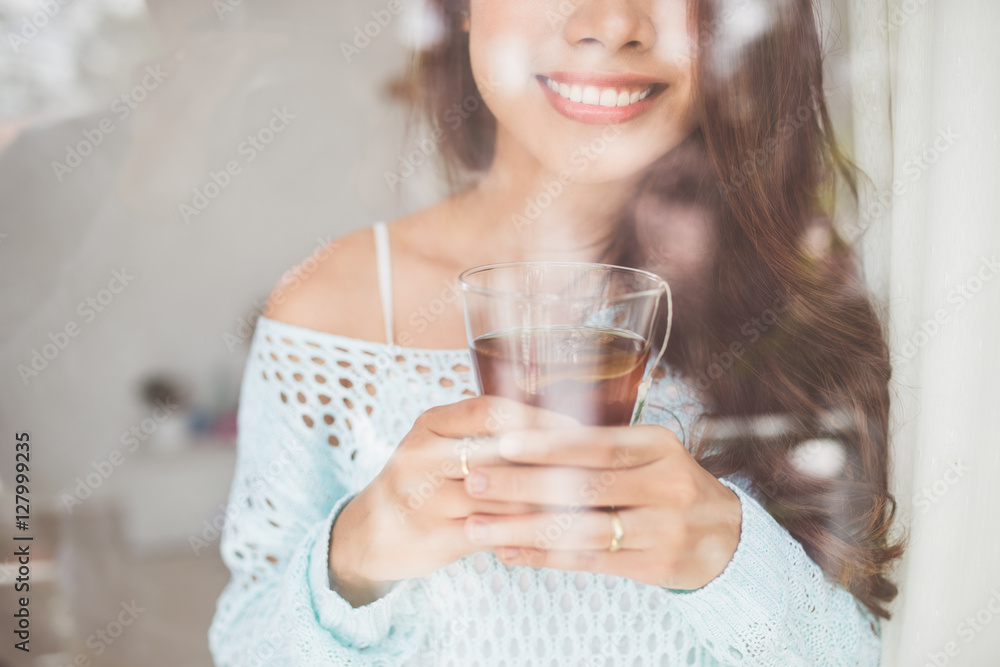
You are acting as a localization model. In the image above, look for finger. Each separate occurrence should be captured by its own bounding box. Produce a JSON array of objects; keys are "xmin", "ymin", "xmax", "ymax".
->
[
  {"xmin": 494, "ymin": 546, "xmax": 651, "ymax": 581},
  {"xmin": 496, "ymin": 425, "xmax": 680, "ymax": 468},
  {"xmin": 465, "ymin": 464, "xmax": 649, "ymax": 507},
  {"xmin": 415, "ymin": 430, "xmax": 534, "ymax": 483},
  {"xmin": 434, "ymin": 519, "xmax": 485, "ymax": 559},
  {"xmin": 464, "ymin": 509, "xmax": 648, "ymax": 551},
  {"xmin": 402, "ymin": 480, "xmax": 538, "ymax": 518},
  {"xmin": 420, "ymin": 396, "xmax": 579, "ymax": 439},
  {"xmin": 434, "ymin": 435, "xmax": 509, "ymax": 479}
]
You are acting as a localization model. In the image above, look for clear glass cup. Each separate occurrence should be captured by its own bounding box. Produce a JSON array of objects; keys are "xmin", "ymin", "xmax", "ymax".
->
[{"xmin": 458, "ymin": 261, "xmax": 672, "ymax": 426}]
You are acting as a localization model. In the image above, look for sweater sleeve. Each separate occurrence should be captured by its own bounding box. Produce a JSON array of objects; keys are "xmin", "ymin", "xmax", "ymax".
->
[
  {"xmin": 666, "ymin": 477, "xmax": 882, "ymax": 666},
  {"xmin": 208, "ymin": 330, "xmax": 427, "ymax": 666}
]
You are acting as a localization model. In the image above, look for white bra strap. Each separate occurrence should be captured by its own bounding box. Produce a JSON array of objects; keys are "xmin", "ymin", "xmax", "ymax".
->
[{"xmin": 373, "ymin": 221, "xmax": 394, "ymax": 346}]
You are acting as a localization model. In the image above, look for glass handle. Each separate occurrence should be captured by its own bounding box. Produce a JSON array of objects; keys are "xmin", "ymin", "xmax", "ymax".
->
[{"xmin": 630, "ymin": 280, "xmax": 673, "ymax": 426}]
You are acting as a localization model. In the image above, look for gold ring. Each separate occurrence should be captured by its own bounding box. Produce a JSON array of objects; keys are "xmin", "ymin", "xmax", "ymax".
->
[
  {"xmin": 608, "ymin": 510, "xmax": 624, "ymax": 552},
  {"xmin": 460, "ymin": 449, "xmax": 471, "ymax": 477}
]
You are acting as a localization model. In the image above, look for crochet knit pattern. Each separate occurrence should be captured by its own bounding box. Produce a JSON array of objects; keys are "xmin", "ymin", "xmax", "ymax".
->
[{"xmin": 209, "ymin": 316, "xmax": 881, "ymax": 666}]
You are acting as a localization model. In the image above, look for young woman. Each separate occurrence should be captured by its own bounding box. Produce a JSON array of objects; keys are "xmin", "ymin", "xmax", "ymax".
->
[{"xmin": 210, "ymin": 0, "xmax": 902, "ymax": 664}]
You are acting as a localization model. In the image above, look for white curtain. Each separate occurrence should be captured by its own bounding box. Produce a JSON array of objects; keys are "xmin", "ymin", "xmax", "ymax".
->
[{"xmin": 847, "ymin": 1, "xmax": 1000, "ymax": 665}]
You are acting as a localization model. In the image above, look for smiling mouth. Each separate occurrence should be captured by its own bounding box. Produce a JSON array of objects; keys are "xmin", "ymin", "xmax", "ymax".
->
[{"xmin": 537, "ymin": 75, "xmax": 666, "ymax": 108}]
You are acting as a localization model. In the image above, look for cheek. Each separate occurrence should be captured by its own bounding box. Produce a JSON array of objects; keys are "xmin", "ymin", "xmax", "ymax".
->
[
  {"xmin": 474, "ymin": 34, "xmax": 534, "ymax": 99},
  {"xmin": 468, "ymin": 1, "xmax": 546, "ymax": 97},
  {"xmin": 652, "ymin": 1, "xmax": 699, "ymax": 65}
]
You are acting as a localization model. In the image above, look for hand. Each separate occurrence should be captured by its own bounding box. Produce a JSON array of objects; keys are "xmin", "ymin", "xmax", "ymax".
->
[
  {"xmin": 460, "ymin": 425, "xmax": 743, "ymax": 590},
  {"xmin": 328, "ymin": 396, "xmax": 577, "ymax": 606}
]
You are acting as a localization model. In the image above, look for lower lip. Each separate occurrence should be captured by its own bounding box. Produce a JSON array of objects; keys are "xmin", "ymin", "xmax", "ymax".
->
[{"xmin": 537, "ymin": 77, "xmax": 664, "ymax": 125}]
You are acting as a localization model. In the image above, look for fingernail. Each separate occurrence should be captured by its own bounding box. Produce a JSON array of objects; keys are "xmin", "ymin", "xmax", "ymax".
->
[
  {"xmin": 466, "ymin": 471, "xmax": 488, "ymax": 494},
  {"xmin": 498, "ymin": 434, "xmax": 522, "ymax": 457},
  {"xmin": 466, "ymin": 520, "xmax": 488, "ymax": 543},
  {"xmin": 499, "ymin": 547, "xmax": 520, "ymax": 560},
  {"xmin": 552, "ymin": 413, "xmax": 580, "ymax": 428}
]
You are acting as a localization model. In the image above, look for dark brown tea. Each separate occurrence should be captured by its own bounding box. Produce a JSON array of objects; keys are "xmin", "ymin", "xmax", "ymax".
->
[{"xmin": 470, "ymin": 326, "xmax": 650, "ymax": 426}]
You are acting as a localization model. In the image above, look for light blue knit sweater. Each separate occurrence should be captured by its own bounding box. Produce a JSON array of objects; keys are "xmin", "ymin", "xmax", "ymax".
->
[{"xmin": 208, "ymin": 316, "xmax": 881, "ymax": 666}]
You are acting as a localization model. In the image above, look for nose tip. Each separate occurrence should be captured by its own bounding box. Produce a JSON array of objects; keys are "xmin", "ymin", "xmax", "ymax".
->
[{"xmin": 563, "ymin": 1, "xmax": 656, "ymax": 53}]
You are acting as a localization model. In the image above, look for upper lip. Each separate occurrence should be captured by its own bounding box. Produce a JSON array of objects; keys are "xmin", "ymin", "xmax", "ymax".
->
[{"xmin": 538, "ymin": 71, "xmax": 666, "ymax": 87}]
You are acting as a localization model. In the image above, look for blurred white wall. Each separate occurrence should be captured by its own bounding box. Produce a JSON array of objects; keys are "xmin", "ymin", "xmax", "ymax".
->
[
  {"xmin": 0, "ymin": 0, "xmax": 443, "ymax": 511},
  {"xmin": 875, "ymin": 1, "xmax": 1000, "ymax": 665}
]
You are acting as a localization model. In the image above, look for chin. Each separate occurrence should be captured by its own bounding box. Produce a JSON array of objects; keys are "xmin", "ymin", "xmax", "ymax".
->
[{"xmin": 546, "ymin": 139, "xmax": 678, "ymax": 187}]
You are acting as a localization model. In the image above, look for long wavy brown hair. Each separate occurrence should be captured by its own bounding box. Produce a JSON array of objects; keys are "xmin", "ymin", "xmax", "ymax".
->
[{"xmin": 411, "ymin": 0, "xmax": 903, "ymax": 619}]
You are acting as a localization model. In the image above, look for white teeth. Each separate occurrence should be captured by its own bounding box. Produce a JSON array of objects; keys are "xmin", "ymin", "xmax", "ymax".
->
[{"xmin": 544, "ymin": 77, "xmax": 654, "ymax": 108}]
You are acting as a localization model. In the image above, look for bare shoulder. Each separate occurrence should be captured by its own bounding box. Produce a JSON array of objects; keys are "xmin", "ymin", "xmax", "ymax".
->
[
  {"xmin": 264, "ymin": 225, "xmax": 384, "ymax": 342},
  {"xmin": 264, "ymin": 197, "xmax": 469, "ymax": 346}
]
